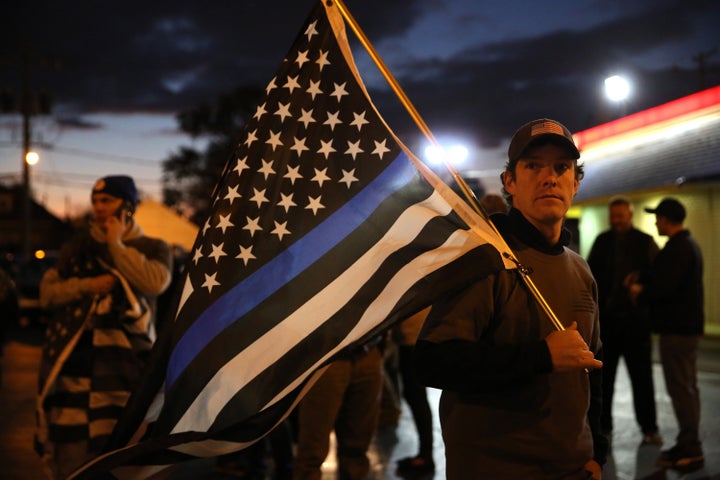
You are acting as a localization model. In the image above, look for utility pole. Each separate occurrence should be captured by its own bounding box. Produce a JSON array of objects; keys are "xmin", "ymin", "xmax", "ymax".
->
[
  {"xmin": 2, "ymin": 49, "xmax": 55, "ymax": 258},
  {"xmin": 21, "ymin": 50, "xmax": 32, "ymax": 260}
]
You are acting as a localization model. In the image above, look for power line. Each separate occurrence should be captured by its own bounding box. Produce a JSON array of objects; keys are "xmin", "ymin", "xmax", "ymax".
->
[
  {"xmin": 0, "ymin": 140, "xmax": 167, "ymax": 166},
  {"xmin": 0, "ymin": 170, "xmax": 162, "ymax": 188},
  {"xmin": 36, "ymin": 144, "xmax": 165, "ymax": 166}
]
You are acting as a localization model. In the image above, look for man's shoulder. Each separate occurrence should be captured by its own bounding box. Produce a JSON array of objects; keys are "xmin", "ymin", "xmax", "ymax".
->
[{"xmin": 629, "ymin": 227, "xmax": 654, "ymax": 240}]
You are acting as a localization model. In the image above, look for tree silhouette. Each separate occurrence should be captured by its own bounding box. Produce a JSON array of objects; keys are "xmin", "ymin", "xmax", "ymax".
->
[{"xmin": 162, "ymin": 85, "xmax": 263, "ymax": 224}]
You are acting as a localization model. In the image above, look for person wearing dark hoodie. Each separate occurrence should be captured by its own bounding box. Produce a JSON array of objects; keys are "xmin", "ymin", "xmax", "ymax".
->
[{"xmin": 415, "ymin": 119, "xmax": 607, "ymax": 480}]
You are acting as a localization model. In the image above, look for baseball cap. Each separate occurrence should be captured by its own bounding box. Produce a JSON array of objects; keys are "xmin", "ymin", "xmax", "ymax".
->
[
  {"xmin": 92, "ymin": 175, "xmax": 138, "ymax": 210},
  {"xmin": 507, "ymin": 118, "xmax": 580, "ymax": 163},
  {"xmin": 644, "ymin": 198, "xmax": 686, "ymax": 223}
]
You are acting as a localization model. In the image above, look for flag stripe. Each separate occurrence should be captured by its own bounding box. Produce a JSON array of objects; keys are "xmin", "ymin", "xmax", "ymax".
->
[
  {"xmin": 166, "ymin": 150, "xmax": 417, "ymax": 386},
  {"xmin": 158, "ymin": 185, "xmax": 473, "ymax": 433}
]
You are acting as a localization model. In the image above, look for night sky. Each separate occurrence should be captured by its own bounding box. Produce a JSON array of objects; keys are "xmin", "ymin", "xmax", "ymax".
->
[{"xmin": 1, "ymin": 0, "xmax": 719, "ymax": 214}]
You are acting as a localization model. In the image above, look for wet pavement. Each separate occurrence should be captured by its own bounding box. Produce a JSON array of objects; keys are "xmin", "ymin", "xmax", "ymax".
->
[{"xmin": 2, "ymin": 324, "xmax": 719, "ymax": 480}]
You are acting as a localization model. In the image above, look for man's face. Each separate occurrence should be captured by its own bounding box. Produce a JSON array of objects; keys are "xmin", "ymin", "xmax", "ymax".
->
[
  {"xmin": 504, "ymin": 143, "xmax": 579, "ymax": 231},
  {"xmin": 91, "ymin": 193, "xmax": 124, "ymax": 225},
  {"xmin": 609, "ymin": 203, "xmax": 633, "ymax": 233},
  {"xmin": 654, "ymin": 215, "xmax": 671, "ymax": 236}
]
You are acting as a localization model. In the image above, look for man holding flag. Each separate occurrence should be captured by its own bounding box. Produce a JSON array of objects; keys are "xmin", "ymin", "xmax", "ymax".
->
[{"xmin": 415, "ymin": 119, "xmax": 607, "ymax": 480}]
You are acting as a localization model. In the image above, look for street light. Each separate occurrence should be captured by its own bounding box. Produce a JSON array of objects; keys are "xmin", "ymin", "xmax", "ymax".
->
[
  {"xmin": 25, "ymin": 151, "xmax": 39, "ymax": 166},
  {"xmin": 604, "ymin": 75, "xmax": 631, "ymax": 117},
  {"xmin": 424, "ymin": 143, "xmax": 469, "ymax": 166}
]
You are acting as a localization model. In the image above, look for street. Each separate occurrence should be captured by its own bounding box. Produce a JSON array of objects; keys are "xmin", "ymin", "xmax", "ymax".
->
[{"xmin": 2, "ymin": 323, "xmax": 720, "ymax": 480}]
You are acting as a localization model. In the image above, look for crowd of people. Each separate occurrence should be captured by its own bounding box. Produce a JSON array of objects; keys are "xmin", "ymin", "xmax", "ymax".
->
[{"xmin": 0, "ymin": 117, "xmax": 708, "ymax": 480}]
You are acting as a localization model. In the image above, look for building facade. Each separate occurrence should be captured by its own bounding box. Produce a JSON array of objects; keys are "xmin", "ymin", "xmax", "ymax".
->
[{"xmin": 572, "ymin": 86, "xmax": 720, "ymax": 334}]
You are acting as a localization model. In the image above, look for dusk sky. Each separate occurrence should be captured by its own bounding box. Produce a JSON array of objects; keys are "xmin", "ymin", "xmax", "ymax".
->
[{"xmin": 1, "ymin": 0, "xmax": 718, "ymax": 217}]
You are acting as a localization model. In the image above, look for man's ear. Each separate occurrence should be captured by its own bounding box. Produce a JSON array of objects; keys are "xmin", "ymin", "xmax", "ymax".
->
[{"xmin": 502, "ymin": 171, "xmax": 516, "ymax": 195}]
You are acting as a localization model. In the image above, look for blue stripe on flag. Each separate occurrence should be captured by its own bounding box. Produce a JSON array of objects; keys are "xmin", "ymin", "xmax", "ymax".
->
[{"xmin": 167, "ymin": 152, "xmax": 417, "ymax": 387}]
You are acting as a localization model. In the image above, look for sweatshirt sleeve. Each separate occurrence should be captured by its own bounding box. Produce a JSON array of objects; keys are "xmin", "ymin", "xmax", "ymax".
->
[
  {"xmin": 107, "ymin": 240, "xmax": 172, "ymax": 297},
  {"xmin": 39, "ymin": 267, "xmax": 96, "ymax": 308},
  {"xmin": 413, "ymin": 274, "xmax": 554, "ymax": 393}
]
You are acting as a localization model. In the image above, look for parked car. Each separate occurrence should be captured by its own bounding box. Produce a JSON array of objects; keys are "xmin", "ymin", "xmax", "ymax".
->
[
  {"xmin": 0, "ymin": 265, "xmax": 19, "ymax": 349},
  {"xmin": 1, "ymin": 252, "xmax": 56, "ymax": 328}
]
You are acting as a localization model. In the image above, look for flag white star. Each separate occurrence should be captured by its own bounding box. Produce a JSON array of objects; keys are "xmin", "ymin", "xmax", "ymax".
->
[
  {"xmin": 224, "ymin": 185, "xmax": 241, "ymax": 204},
  {"xmin": 278, "ymin": 192, "xmax": 297, "ymax": 212},
  {"xmin": 324, "ymin": 111, "xmax": 342, "ymax": 131},
  {"xmin": 305, "ymin": 20, "xmax": 318, "ymax": 41},
  {"xmin": 201, "ymin": 272, "xmax": 220, "ymax": 293},
  {"xmin": 307, "ymin": 80, "xmax": 323, "ymax": 100},
  {"xmin": 339, "ymin": 168, "xmax": 359, "ymax": 188},
  {"xmin": 312, "ymin": 168, "xmax": 331, "ymax": 187},
  {"xmin": 295, "ymin": 49, "xmax": 309, "ymax": 68},
  {"xmin": 350, "ymin": 111, "xmax": 369, "ymax": 131},
  {"xmin": 317, "ymin": 139, "xmax": 336, "ymax": 159},
  {"xmin": 345, "ymin": 140, "xmax": 364, "ymax": 160},
  {"xmin": 372, "ymin": 139, "xmax": 391, "ymax": 159},
  {"xmin": 192, "ymin": 246, "xmax": 203, "ymax": 265},
  {"xmin": 216, "ymin": 214, "xmax": 234, "ymax": 234},
  {"xmin": 250, "ymin": 188, "xmax": 269, "ymax": 208},
  {"xmin": 275, "ymin": 102, "xmax": 293, "ymax": 122},
  {"xmin": 266, "ymin": 131, "xmax": 283, "ymax": 151},
  {"xmin": 236, "ymin": 245, "xmax": 256, "ymax": 266},
  {"xmin": 316, "ymin": 50, "xmax": 330, "ymax": 71},
  {"xmin": 253, "ymin": 102, "xmax": 267, "ymax": 121},
  {"xmin": 234, "ymin": 156, "xmax": 250, "ymax": 176},
  {"xmin": 208, "ymin": 242, "xmax": 227, "ymax": 264},
  {"xmin": 330, "ymin": 82, "xmax": 349, "ymax": 102},
  {"xmin": 298, "ymin": 108, "xmax": 315, "ymax": 128},
  {"xmin": 265, "ymin": 77, "xmax": 277, "ymax": 95},
  {"xmin": 243, "ymin": 216, "xmax": 262, "ymax": 237},
  {"xmin": 271, "ymin": 220, "xmax": 291, "ymax": 241},
  {"xmin": 202, "ymin": 218, "xmax": 212, "ymax": 235},
  {"xmin": 305, "ymin": 195, "xmax": 325, "ymax": 215},
  {"xmin": 284, "ymin": 165, "xmax": 303, "ymax": 185},
  {"xmin": 290, "ymin": 136, "xmax": 309, "ymax": 156},
  {"xmin": 258, "ymin": 159, "xmax": 276, "ymax": 180},
  {"xmin": 244, "ymin": 129, "xmax": 258, "ymax": 147},
  {"xmin": 284, "ymin": 75, "xmax": 301, "ymax": 94}
]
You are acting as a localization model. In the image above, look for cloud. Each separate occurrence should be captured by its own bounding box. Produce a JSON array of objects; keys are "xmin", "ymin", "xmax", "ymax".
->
[
  {"xmin": 1, "ymin": 0, "xmax": 718, "ymax": 146},
  {"xmin": 375, "ymin": 0, "xmax": 720, "ymax": 149}
]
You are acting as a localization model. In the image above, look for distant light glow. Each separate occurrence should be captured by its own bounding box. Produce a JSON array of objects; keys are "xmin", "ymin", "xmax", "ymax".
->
[
  {"xmin": 25, "ymin": 151, "xmax": 40, "ymax": 165},
  {"xmin": 424, "ymin": 143, "xmax": 468, "ymax": 166},
  {"xmin": 34, "ymin": 249, "xmax": 46, "ymax": 259},
  {"xmin": 604, "ymin": 75, "xmax": 631, "ymax": 102}
]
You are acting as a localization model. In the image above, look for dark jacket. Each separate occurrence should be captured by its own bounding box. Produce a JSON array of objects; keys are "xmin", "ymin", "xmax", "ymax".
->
[
  {"xmin": 639, "ymin": 230, "xmax": 704, "ymax": 335},
  {"xmin": 588, "ymin": 227, "xmax": 658, "ymax": 315},
  {"xmin": 415, "ymin": 209, "xmax": 608, "ymax": 476}
]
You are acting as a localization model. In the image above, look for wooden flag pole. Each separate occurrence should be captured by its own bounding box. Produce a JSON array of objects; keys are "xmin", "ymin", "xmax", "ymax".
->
[{"xmin": 330, "ymin": 0, "xmax": 566, "ymax": 333}]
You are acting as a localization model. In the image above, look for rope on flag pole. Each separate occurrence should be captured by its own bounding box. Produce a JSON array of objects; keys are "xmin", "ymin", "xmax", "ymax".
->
[{"xmin": 329, "ymin": 0, "xmax": 566, "ymax": 333}]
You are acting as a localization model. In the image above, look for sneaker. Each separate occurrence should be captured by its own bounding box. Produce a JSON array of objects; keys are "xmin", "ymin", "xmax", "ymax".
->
[
  {"xmin": 396, "ymin": 456, "xmax": 435, "ymax": 476},
  {"xmin": 656, "ymin": 445, "xmax": 704, "ymax": 471},
  {"xmin": 641, "ymin": 432, "xmax": 663, "ymax": 446}
]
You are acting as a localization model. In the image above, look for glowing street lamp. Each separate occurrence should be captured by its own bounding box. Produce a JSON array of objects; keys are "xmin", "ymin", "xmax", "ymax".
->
[
  {"xmin": 25, "ymin": 150, "xmax": 40, "ymax": 166},
  {"xmin": 604, "ymin": 75, "xmax": 631, "ymax": 117},
  {"xmin": 424, "ymin": 143, "xmax": 469, "ymax": 167}
]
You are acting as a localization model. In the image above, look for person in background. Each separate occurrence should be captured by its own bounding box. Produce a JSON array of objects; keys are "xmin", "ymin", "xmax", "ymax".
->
[
  {"xmin": 629, "ymin": 197, "xmax": 705, "ymax": 471},
  {"xmin": 292, "ymin": 335, "xmax": 384, "ymax": 480},
  {"xmin": 393, "ymin": 307, "xmax": 434, "ymax": 477},
  {"xmin": 587, "ymin": 196, "xmax": 662, "ymax": 445},
  {"xmin": 479, "ymin": 193, "xmax": 508, "ymax": 215},
  {"xmin": 415, "ymin": 119, "xmax": 607, "ymax": 479},
  {"xmin": 35, "ymin": 175, "xmax": 173, "ymax": 479}
]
